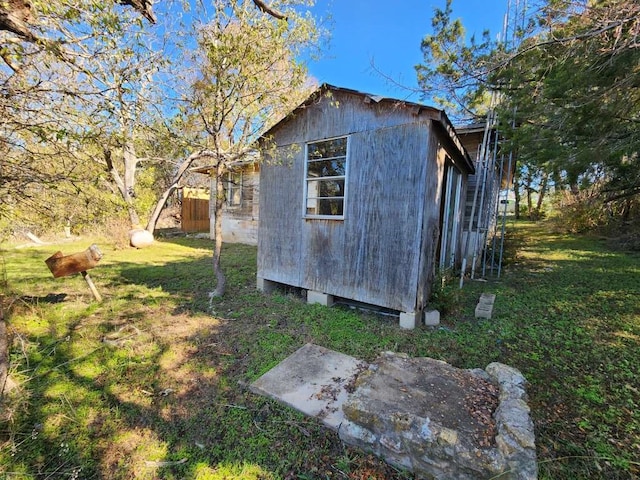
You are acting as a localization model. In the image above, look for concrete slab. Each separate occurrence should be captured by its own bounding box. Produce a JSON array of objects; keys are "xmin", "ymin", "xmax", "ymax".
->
[{"xmin": 249, "ymin": 343, "xmax": 366, "ymax": 430}]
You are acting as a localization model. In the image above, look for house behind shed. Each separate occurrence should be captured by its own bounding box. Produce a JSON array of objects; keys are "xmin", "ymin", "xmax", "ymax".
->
[
  {"xmin": 456, "ymin": 122, "xmax": 516, "ymax": 275},
  {"xmin": 257, "ymin": 84, "xmax": 474, "ymax": 327},
  {"xmin": 190, "ymin": 162, "xmax": 260, "ymax": 245}
]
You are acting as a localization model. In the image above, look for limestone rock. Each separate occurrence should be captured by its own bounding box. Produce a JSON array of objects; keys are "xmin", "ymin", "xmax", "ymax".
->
[
  {"xmin": 339, "ymin": 352, "xmax": 538, "ymax": 480},
  {"xmin": 129, "ymin": 229, "xmax": 154, "ymax": 248}
]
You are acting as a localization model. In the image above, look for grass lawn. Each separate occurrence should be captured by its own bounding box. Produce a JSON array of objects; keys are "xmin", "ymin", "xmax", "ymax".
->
[{"xmin": 0, "ymin": 221, "xmax": 638, "ymax": 479}]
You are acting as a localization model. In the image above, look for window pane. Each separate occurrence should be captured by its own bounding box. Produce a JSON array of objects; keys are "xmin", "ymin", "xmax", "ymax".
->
[
  {"xmin": 306, "ymin": 198, "xmax": 343, "ymax": 216},
  {"xmin": 229, "ymin": 187, "xmax": 241, "ymax": 206},
  {"xmin": 307, "ymin": 178, "xmax": 345, "ymax": 198},
  {"xmin": 319, "ymin": 198, "xmax": 343, "ymax": 216},
  {"xmin": 227, "ymin": 172, "xmax": 242, "ymax": 206},
  {"xmin": 307, "ymin": 159, "xmax": 346, "ymax": 178},
  {"xmin": 306, "ymin": 197, "xmax": 318, "ymax": 215},
  {"xmin": 308, "ymin": 137, "xmax": 347, "ymax": 160}
]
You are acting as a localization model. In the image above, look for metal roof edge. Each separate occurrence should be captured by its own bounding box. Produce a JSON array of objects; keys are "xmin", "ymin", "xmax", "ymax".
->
[{"xmin": 437, "ymin": 110, "xmax": 475, "ymax": 174}]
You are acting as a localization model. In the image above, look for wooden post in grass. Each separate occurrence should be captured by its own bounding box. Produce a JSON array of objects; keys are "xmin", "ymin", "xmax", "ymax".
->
[{"xmin": 45, "ymin": 245, "xmax": 103, "ymax": 301}]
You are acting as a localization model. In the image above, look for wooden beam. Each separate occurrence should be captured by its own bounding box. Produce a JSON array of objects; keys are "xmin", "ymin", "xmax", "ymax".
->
[{"xmin": 45, "ymin": 244, "xmax": 103, "ymax": 278}]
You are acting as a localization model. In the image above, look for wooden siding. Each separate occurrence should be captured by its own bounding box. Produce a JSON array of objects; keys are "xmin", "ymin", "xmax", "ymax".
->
[
  {"xmin": 267, "ymin": 92, "xmax": 431, "ymax": 146},
  {"xmin": 258, "ymin": 88, "xmax": 470, "ymax": 313},
  {"xmin": 258, "ymin": 146, "xmax": 305, "ymax": 285},
  {"xmin": 298, "ymin": 123, "xmax": 431, "ymax": 312},
  {"xmin": 341, "ymin": 124, "xmax": 430, "ymax": 311},
  {"xmin": 181, "ymin": 197, "xmax": 210, "ymax": 233},
  {"xmin": 415, "ymin": 127, "xmax": 442, "ymax": 311}
]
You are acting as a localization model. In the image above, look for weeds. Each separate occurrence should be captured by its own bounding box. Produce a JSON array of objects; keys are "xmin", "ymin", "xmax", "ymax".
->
[
  {"xmin": 0, "ymin": 223, "xmax": 638, "ymax": 479},
  {"xmin": 428, "ymin": 269, "xmax": 461, "ymax": 316}
]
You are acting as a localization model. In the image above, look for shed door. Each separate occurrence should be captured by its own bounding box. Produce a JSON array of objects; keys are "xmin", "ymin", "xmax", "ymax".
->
[{"xmin": 439, "ymin": 162, "xmax": 463, "ymax": 269}]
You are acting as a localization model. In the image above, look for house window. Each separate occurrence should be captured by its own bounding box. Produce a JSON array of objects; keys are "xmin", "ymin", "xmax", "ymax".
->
[
  {"xmin": 304, "ymin": 136, "xmax": 348, "ymax": 218},
  {"xmin": 227, "ymin": 172, "xmax": 242, "ymax": 207}
]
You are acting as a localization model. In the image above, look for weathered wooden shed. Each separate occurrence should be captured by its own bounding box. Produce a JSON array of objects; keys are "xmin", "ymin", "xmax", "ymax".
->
[{"xmin": 257, "ymin": 84, "xmax": 474, "ymax": 327}]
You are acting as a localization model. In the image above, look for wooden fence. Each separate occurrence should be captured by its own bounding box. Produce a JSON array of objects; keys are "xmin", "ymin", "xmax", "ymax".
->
[{"xmin": 181, "ymin": 197, "xmax": 210, "ymax": 233}]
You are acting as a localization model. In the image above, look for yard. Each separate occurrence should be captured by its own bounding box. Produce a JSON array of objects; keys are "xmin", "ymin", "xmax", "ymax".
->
[{"xmin": 0, "ymin": 221, "xmax": 638, "ymax": 479}]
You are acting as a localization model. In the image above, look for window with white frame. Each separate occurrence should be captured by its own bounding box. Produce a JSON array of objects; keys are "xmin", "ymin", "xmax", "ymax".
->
[
  {"xmin": 227, "ymin": 171, "xmax": 242, "ymax": 207},
  {"xmin": 304, "ymin": 136, "xmax": 348, "ymax": 218}
]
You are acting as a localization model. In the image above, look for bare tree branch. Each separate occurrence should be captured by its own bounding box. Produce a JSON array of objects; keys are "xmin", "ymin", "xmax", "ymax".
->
[
  {"xmin": 252, "ymin": 0, "xmax": 287, "ymax": 21},
  {"xmin": 117, "ymin": 0, "xmax": 157, "ymax": 24},
  {"xmin": 0, "ymin": 0, "xmax": 36, "ymax": 42}
]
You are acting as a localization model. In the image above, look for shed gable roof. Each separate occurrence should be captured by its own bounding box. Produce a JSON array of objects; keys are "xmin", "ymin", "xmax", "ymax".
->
[{"xmin": 262, "ymin": 83, "xmax": 474, "ymax": 174}]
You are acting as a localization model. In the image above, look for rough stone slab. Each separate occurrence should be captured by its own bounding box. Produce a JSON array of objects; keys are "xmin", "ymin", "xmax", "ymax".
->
[
  {"xmin": 249, "ymin": 343, "xmax": 365, "ymax": 430},
  {"xmin": 251, "ymin": 345, "xmax": 537, "ymax": 480},
  {"xmin": 339, "ymin": 352, "xmax": 538, "ymax": 480}
]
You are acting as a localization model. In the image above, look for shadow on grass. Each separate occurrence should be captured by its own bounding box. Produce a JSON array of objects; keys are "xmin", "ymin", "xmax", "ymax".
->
[
  {"xmin": 3, "ymin": 229, "xmax": 638, "ymax": 479},
  {"xmin": 2, "ymin": 239, "xmax": 406, "ymax": 479},
  {"xmin": 18, "ymin": 293, "xmax": 68, "ymax": 304},
  {"xmin": 113, "ymin": 240, "xmax": 259, "ymax": 315},
  {"xmin": 2, "ymin": 300, "xmax": 376, "ymax": 479}
]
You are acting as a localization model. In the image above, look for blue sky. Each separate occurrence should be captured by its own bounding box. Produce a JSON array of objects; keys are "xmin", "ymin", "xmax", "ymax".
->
[{"xmin": 306, "ymin": 0, "xmax": 507, "ymax": 103}]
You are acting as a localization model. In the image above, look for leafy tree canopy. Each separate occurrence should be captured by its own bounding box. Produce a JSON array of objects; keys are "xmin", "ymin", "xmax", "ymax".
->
[
  {"xmin": 416, "ymin": 0, "xmax": 640, "ymax": 207},
  {"xmin": 0, "ymin": 0, "xmax": 323, "ymax": 238}
]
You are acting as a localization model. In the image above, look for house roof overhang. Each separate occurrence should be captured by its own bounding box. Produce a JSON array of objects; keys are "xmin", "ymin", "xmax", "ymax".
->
[
  {"xmin": 190, "ymin": 151, "xmax": 259, "ymax": 175},
  {"xmin": 455, "ymin": 121, "xmax": 488, "ymax": 136}
]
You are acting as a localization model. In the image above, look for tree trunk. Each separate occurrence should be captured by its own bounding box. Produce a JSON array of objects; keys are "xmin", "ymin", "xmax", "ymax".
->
[
  {"xmin": 145, "ymin": 151, "xmax": 206, "ymax": 234},
  {"xmin": 621, "ymin": 198, "xmax": 632, "ymax": 223},
  {"xmin": 514, "ymin": 169, "xmax": 521, "ymax": 220},
  {"xmin": 123, "ymin": 141, "xmax": 141, "ymax": 226},
  {"xmin": 535, "ymin": 171, "xmax": 549, "ymax": 219},
  {"xmin": 145, "ymin": 186, "xmax": 175, "ymax": 234},
  {"xmin": 104, "ymin": 146, "xmax": 140, "ymax": 227},
  {"xmin": 570, "ymin": 183, "xmax": 580, "ymax": 197},
  {"xmin": 210, "ymin": 165, "xmax": 227, "ymax": 298},
  {"xmin": 0, "ymin": 307, "xmax": 8, "ymax": 397}
]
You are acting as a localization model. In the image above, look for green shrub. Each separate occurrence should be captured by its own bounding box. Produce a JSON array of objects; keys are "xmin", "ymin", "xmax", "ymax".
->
[{"xmin": 429, "ymin": 270, "xmax": 461, "ymax": 315}]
